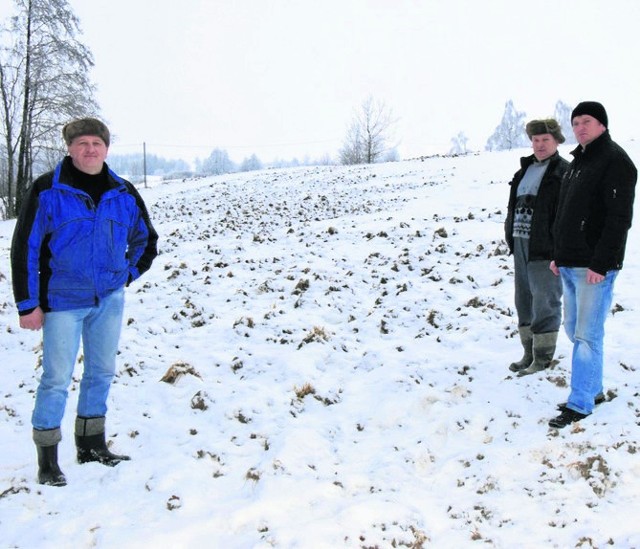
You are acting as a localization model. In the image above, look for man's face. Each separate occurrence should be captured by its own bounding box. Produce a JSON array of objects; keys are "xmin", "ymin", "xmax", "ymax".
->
[
  {"xmin": 531, "ymin": 133, "xmax": 558, "ymax": 161},
  {"xmin": 572, "ymin": 115, "xmax": 606, "ymax": 146},
  {"xmin": 68, "ymin": 135, "xmax": 108, "ymax": 175}
]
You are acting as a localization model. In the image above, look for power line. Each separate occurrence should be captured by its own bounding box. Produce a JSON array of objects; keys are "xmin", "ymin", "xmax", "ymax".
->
[{"xmin": 109, "ymin": 138, "xmax": 340, "ymax": 152}]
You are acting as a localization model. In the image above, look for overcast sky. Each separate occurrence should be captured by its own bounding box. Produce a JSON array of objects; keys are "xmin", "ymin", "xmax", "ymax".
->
[{"xmin": 35, "ymin": 0, "xmax": 640, "ymax": 162}]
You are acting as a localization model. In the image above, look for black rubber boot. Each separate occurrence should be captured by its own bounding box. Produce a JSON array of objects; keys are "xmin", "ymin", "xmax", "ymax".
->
[
  {"xmin": 36, "ymin": 444, "xmax": 67, "ymax": 486},
  {"xmin": 75, "ymin": 416, "xmax": 130, "ymax": 467},
  {"xmin": 518, "ymin": 331, "xmax": 558, "ymax": 376},
  {"xmin": 509, "ymin": 325, "xmax": 533, "ymax": 372},
  {"xmin": 33, "ymin": 427, "xmax": 66, "ymax": 486}
]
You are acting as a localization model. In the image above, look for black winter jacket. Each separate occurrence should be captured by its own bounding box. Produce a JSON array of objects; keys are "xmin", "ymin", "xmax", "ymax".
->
[
  {"xmin": 504, "ymin": 151, "xmax": 569, "ymax": 260},
  {"xmin": 553, "ymin": 131, "xmax": 637, "ymax": 275}
]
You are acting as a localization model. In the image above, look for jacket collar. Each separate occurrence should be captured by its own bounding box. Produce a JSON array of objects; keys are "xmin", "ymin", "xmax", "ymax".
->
[
  {"xmin": 53, "ymin": 156, "xmax": 125, "ymax": 190},
  {"xmin": 520, "ymin": 150, "xmax": 560, "ymax": 169},
  {"xmin": 571, "ymin": 130, "xmax": 611, "ymax": 159}
]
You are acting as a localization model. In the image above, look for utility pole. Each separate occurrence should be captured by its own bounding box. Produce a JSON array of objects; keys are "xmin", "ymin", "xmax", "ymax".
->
[{"xmin": 143, "ymin": 142, "xmax": 148, "ymax": 188}]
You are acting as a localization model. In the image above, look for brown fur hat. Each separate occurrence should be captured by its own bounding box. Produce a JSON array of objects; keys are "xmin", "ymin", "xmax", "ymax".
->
[
  {"xmin": 525, "ymin": 118, "xmax": 565, "ymax": 143},
  {"xmin": 62, "ymin": 118, "xmax": 110, "ymax": 147}
]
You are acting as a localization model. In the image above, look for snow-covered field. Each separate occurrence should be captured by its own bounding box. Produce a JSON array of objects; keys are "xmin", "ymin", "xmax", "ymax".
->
[{"xmin": 1, "ymin": 144, "xmax": 639, "ymax": 548}]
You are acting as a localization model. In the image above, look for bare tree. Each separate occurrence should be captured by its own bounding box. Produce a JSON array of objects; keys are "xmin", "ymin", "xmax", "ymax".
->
[
  {"xmin": 0, "ymin": 44, "xmax": 21, "ymax": 217},
  {"xmin": 553, "ymin": 100, "xmax": 576, "ymax": 144},
  {"xmin": 340, "ymin": 96, "xmax": 396, "ymax": 165},
  {"xmin": 239, "ymin": 153, "xmax": 262, "ymax": 173},
  {"xmin": 339, "ymin": 118, "xmax": 365, "ymax": 165},
  {"xmin": 485, "ymin": 100, "xmax": 528, "ymax": 151},
  {"xmin": 200, "ymin": 148, "xmax": 235, "ymax": 175},
  {"xmin": 448, "ymin": 131, "xmax": 469, "ymax": 155},
  {"xmin": 0, "ymin": 0, "xmax": 98, "ymax": 218}
]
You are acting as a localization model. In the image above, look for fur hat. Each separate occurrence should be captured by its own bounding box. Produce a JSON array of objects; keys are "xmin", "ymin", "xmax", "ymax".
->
[
  {"xmin": 571, "ymin": 101, "xmax": 608, "ymax": 128},
  {"xmin": 62, "ymin": 118, "xmax": 110, "ymax": 147},
  {"xmin": 525, "ymin": 118, "xmax": 565, "ymax": 144}
]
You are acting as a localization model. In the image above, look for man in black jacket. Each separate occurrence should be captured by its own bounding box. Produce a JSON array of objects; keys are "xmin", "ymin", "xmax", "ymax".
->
[
  {"xmin": 549, "ymin": 101, "xmax": 637, "ymax": 428},
  {"xmin": 505, "ymin": 119, "xmax": 568, "ymax": 376}
]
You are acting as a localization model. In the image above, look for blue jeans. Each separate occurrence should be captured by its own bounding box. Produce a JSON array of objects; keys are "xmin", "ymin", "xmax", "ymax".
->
[
  {"xmin": 559, "ymin": 267, "xmax": 617, "ymax": 415},
  {"xmin": 32, "ymin": 289, "xmax": 125, "ymax": 430}
]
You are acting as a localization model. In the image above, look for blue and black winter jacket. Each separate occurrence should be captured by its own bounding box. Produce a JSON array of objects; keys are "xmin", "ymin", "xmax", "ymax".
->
[{"xmin": 11, "ymin": 156, "xmax": 158, "ymax": 313}]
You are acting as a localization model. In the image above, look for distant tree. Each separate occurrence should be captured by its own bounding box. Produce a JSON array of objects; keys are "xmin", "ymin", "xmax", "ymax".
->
[
  {"xmin": 0, "ymin": 0, "xmax": 99, "ymax": 217},
  {"xmin": 239, "ymin": 153, "xmax": 262, "ymax": 172},
  {"xmin": 339, "ymin": 96, "xmax": 396, "ymax": 165},
  {"xmin": 106, "ymin": 153, "xmax": 143, "ymax": 177},
  {"xmin": 554, "ymin": 100, "xmax": 576, "ymax": 144},
  {"xmin": 200, "ymin": 148, "xmax": 235, "ymax": 175},
  {"xmin": 448, "ymin": 131, "xmax": 469, "ymax": 155},
  {"xmin": 108, "ymin": 152, "xmax": 190, "ymax": 179},
  {"xmin": 271, "ymin": 157, "xmax": 301, "ymax": 169},
  {"xmin": 316, "ymin": 153, "xmax": 334, "ymax": 166},
  {"xmin": 0, "ymin": 145, "xmax": 9, "ymax": 218},
  {"xmin": 339, "ymin": 119, "xmax": 365, "ymax": 165},
  {"xmin": 268, "ymin": 153, "xmax": 336, "ymax": 169},
  {"xmin": 485, "ymin": 100, "xmax": 528, "ymax": 151},
  {"xmin": 382, "ymin": 147, "xmax": 400, "ymax": 162}
]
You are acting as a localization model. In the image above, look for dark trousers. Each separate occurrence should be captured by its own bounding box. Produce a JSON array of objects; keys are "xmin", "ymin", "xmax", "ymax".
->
[{"xmin": 513, "ymin": 238, "xmax": 562, "ymax": 333}]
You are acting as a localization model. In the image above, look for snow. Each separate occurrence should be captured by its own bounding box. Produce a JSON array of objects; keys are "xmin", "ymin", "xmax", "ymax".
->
[{"xmin": 1, "ymin": 144, "xmax": 639, "ymax": 548}]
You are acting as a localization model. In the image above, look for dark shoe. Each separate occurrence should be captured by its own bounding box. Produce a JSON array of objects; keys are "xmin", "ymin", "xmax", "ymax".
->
[
  {"xmin": 549, "ymin": 408, "xmax": 588, "ymax": 429},
  {"xmin": 76, "ymin": 433, "xmax": 130, "ymax": 466},
  {"xmin": 556, "ymin": 392, "xmax": 605, "ymax": 411},
  {"xmin": 36, "ymin": 444, "xmax": 67, "ymax": 486}
]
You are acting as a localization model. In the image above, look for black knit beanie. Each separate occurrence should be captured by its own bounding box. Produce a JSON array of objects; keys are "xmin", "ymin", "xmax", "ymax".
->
[
  {"xmin": 62, "ymin": 118, "xmax": 110, "ymax": 147},
  {"xmin": 571, "ymin": 101, "xmax": 608, "ymax": 128},
  {"xmin": 525, "ymin": 118, "xmax": 565, "ymax": 143}
]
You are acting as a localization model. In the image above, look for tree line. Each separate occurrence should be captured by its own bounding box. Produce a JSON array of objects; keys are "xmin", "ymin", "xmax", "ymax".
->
[
  {"xmin": 449, "ymin": 99, "xmax": 576, "ymax": 155},
  {"xmin": 0, "ymin": 0, "xmax": 580, "ymax": 221}
]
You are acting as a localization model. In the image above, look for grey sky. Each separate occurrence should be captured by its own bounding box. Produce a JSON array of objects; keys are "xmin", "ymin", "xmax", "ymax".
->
[{"xmin": 55, "ymin": 0, "xmax": 640, "ymax": 162}]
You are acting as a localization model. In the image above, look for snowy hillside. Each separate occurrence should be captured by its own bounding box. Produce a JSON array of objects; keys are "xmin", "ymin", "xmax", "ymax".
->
[{"xmin": 1, "ymin": 144, "xmax": 639, "ymax": 548}]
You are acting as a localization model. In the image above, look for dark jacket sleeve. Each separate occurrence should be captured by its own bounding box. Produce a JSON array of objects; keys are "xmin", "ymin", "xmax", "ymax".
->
[
  {"xmin": 123, "ymin": 181, "xmax": 158, "ymax": 282},
  {"xmin": 10, "ymin": 176, "xmax": 51, "ymax": 313},
  {"xmin": 504, "ymin": 167, "xmax": 523, "ymax": 254},
  {"xmin": 590, "ymin": 148, "xmax": 637, "ymax": 275}
]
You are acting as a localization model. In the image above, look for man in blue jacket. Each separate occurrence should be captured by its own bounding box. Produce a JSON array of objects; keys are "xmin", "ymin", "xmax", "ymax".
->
[
  {"xmin": 11, "ymin": 118, "xmax": 158, "ymax": 485},
  {"xmin": 549, "ymin": 102, "xmax": 637, "ymax": 428}
]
